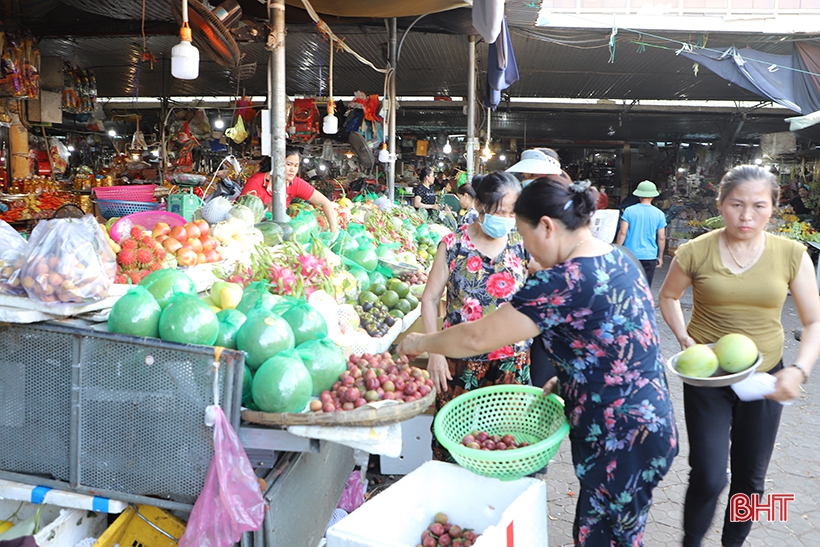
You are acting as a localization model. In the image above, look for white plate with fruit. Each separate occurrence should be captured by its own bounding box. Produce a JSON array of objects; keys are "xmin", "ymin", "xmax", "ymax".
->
[{"xmin": 666, "ymin": 334, "xmax": 763, "ymax": 388}]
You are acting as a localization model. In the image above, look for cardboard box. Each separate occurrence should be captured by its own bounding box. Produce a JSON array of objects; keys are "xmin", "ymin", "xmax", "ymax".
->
[
  {"xmin": 26, "ymin": 90, "xmax": 63, "ymax": 124},
  {"xmin": 326, "ymin": 460, "xmax": 547, "ymax": 547}
]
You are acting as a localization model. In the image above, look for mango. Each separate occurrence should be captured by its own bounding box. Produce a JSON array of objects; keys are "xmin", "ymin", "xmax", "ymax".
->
[
  {"xmin": 219, "ymin": 285, "xmax": 243, "ymax": 310},
  {"xmin": 715, "ymin": 334, "xmax": 759, "ymax": 373},
  {"xmin": 0, "ymin": 521, "xmax": 13, "ymax": 534},
  {"xmin": 676, "ymin": 344, "xmax": 719, "ymax": 378}
]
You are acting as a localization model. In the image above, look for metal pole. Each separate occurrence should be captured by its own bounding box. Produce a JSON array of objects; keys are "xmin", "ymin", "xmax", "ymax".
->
[
  {"xmin": 466, "ymin": 35, "xmax": 476, "ymax": 183},
  {"xmin": 269, "ymin": 0, "xmax": 287, "ymax": 222},
  {"xmin": 388, "ymin": 18, "xmax": 397, "ymax": 202}
]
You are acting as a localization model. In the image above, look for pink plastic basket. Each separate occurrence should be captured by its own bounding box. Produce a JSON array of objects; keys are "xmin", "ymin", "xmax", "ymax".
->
[
  {"xmin": 110, "ymin": 210, "xmax": 187, "ymax": 243},
  {"xmin": 93, "ymin": 185, "xmax": 157, "ymax": 202}
]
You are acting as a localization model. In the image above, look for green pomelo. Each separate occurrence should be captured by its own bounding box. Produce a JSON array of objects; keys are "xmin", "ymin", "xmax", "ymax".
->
[
  {"xmin": 676, "ymin": 344, "xmax": 719, "ymax": 378},
  {"xmin": 297, "ymin": 338, "xmax": 346, "ymax": 396},
  {"xmin": 252, "ymin": 349, "xmax": 313, "ymax": 413},
  {"xmin": 215, "ymin": 308, "xmax": 247, "ymax": 349},
  {"xmin": 140, "ymin": 269, "xmax": 197, "ymax": 309},
  {"xmin": 158, "ymin": 293, "xmax": 219, "ymax": 346},
  {"xmin": 108, "ymin": 286, "xmax": 161, "ymax": 338},
  {"xmin": 236, "ymin": 308, "xmax": 295, "ymax": 370},
  {"xmin": 715, "ymin": 334, "xmax": 759, "ymax": 373}
]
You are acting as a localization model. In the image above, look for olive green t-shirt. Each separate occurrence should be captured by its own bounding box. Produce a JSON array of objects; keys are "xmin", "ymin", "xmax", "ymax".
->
[{"xmin": 675, "ymin": 229, "xmax": 804, "ymax": 372}]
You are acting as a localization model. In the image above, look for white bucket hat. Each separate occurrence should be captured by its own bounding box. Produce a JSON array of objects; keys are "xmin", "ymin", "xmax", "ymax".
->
[{"xmin": 506, "ymin": 149, "xmax": 562, "ymax": 175}]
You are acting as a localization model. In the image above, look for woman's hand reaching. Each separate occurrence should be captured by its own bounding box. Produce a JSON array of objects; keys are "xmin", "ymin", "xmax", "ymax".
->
[
  {"xmin": 427, "ymin": 354, "xmax": 452, "ymax": 393},
  {"xmin": 542, "ymin": 376, "xmax": 560, "ymax": 396}
]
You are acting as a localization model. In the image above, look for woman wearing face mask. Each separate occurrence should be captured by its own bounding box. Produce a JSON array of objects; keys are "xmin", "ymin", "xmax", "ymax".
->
[
  {"xmin": 420, "ymin": 172, "xmax": 532, "ymax": 461},
  {"xmin": 399, "ymin": 178, "xmax": 677, "ymax": 545}
]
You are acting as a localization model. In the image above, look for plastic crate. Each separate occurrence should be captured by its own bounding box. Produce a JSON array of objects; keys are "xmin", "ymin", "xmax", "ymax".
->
[
  {"xmin": 92, "ymin": 185, "xmax": 156, "ymax": 202},
  {"xmin": 96, "ymin": 199, "xmax": 164, "ymax": 220},
  {"xmin": 93, "ymin": 504, "xmax": 186, "ymax": 547}
]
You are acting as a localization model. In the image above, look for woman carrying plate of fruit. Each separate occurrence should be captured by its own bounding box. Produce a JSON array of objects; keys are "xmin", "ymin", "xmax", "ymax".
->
[
  {"xmin": 420, "ymin": 171, "xmax": 532, "ymax": 462},
  {"xmin": 399, "ymin": 178, "xmax": 678, "ymax": 547},
  {"xmin": 658, "ymin": 164, "xmax": 820, "ymax": 547}
]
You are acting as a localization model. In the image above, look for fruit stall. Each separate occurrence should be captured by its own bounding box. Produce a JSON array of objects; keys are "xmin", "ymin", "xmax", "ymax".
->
[{"xmin": 0, "ymin": 185, "xmax": 482, "ymax": 547}]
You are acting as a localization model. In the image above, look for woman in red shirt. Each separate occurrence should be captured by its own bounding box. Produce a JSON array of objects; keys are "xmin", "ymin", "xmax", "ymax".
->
[{"xmin": 240, "ymin": 147, "xmax": 338, "ymax": 233}]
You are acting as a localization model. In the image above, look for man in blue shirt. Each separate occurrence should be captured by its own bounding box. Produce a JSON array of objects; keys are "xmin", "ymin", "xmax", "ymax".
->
[{"xmin": 615, "ymin": 180, "xmax": 667, "ymax": 286}]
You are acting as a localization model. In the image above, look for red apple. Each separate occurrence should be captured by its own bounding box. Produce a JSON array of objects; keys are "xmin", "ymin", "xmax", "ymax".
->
[
  {"xmin": 176, "ymin": 248, "xmax": 197, "ymax": 267},
  {"xmin": 169, "ymin": 225, "xmax": 187, "ymax": 241},
  {"xmin": 184, "ymin": 222, "xmax": 201, "ymax": 239},
  {"xmin": 151, "ymin": 222, "xmax": 171, "ymax": 238},
  {"xmin": 188, "ymin": 237, "xmax": 203, "ymax": 253},
  {"xmin": 196, "ymin": 252, "xmax": 207, "ymax": 265},
  {"xmin": 162, "ymin": 237, "xmax": 183, "ymax": 253},
  {"xmin": 193, "ymin": 219, "xmax": 210, "ymax": 237}
]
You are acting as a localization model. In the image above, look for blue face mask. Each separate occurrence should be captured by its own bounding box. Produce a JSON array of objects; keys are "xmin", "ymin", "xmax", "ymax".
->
[
  {"xmin": 522, "ymin": 179, "xmax": 535, "ymax": 187},
  {"xmin": 479, "ymin": 214, "xmax": 516, "ymax": 238}
]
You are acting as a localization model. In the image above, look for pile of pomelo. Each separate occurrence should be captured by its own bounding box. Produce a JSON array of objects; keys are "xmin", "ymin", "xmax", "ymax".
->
[{"xmin": 675, "ymin": 333, "xmax": 759, "ymax": 378}]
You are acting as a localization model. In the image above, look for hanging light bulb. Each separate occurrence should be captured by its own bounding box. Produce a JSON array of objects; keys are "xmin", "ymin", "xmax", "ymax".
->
[
  {"xmin": 443, "ymin": 139, "xmax": 452, "ymax": 154},
  {"xmin": 378, "ymin": 143, "xmax": 390, "ymax": 163},
  {"xmin": 322, "ymin": 38, "xmax": 339, "ymax": 135},
  {"xmin": 67, "ymin": 145, "xmax": 75, "ymax": 152},
  {"xmin": 108, "ymin": 129, "xmax": 117, "ymax": 138},
  {"xmin": 171, "ymin": 0, "xmax": 199, "ymax": 80},
  {"xmin": 214, "ymin": 111, "xmax": 225, "ymax": 129}
]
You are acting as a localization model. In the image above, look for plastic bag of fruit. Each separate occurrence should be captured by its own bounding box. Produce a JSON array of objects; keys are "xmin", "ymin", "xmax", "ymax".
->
[
  {"xmin": 20, "ymin": 215, "xmax": 117, "ymax": 305},
  {"xmin": 0, "ymin": 220, "xmax": 28, "ymax": 295}
]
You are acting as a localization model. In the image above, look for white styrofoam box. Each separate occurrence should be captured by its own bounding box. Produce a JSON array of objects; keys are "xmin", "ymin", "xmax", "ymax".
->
[
  {"xmin": 379, "ymin": 414, "xmax": 433, "ymax": 475},
  {"xmin": 326, "ymin": 460, "xmax": 547, "ymax": 547},
  {"xmin": 0, "ymin": 499, "xmax": 106, "ymax": 547}
]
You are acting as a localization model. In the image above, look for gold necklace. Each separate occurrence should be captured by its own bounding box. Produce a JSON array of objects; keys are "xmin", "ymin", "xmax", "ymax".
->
[
  {"xmin": 724, "ymin": 232, "xmax": 763, "ymax": 269},
  {"xmin": 564, "ymin": 236, "xmax": 591, "ymax": 262}
]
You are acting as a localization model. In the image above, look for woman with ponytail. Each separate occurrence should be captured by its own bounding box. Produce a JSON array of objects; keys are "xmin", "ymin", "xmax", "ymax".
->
[{"xmin": 398, "ymin": 177, "xmax": 677, "ymax": 547}]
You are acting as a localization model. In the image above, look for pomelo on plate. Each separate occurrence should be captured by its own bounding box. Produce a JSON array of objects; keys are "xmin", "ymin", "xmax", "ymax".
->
[
  {"xmin": 676, "ymin": 344, "xmax": 719, "ymax": 378},
  {"xmin": 715, "ymin": 333, "xmax": 758, "ymax": 373}
]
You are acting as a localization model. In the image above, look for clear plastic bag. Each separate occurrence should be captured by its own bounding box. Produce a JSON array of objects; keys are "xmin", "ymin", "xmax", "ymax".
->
[
  {"xmin": 20, "ymin": 215, "xmax": 116, "ymax": 305},
  {"xmin": 0, "ymin": 220, "xmax": 28, "ymax": 296},
  {"xmin": 178, "ymin": 406, "xmax": 265, "ymax": 547}
]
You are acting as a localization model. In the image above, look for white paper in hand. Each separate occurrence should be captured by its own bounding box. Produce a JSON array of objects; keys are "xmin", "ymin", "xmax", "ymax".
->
[{"xmin": 731, "ymin": 373, "xmax": 777, "ymax": 401}]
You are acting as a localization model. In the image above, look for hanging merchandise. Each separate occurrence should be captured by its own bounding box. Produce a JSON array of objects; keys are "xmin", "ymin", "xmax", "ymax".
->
[
  {"xmin": 288, "ymin": 98, "xmax": 320, "ymax": 143},
  {"xmin": 48, "ymin": 137, "xmax": 69, "ymax": 176},
  {"xmin": 0, "ymin": 35, "xmax": 40, "ymax": 99},
  {"xmin": 236, "ymin": 96, "xmax": 256, "ymax": 123},
  {"xmin": 189, "ymin": 108, "xmax": 212, "ymax": 137},
  {"xmin": 224, "ymin": 115, "xmax": 248, "ymax": 144},
  {"xmin": 61, "ymin": 62, "xmax": 97, "ymax": 114},
  {"xmin": 345, "ymin": 92, "xmax": 384, "ymax": 143}
]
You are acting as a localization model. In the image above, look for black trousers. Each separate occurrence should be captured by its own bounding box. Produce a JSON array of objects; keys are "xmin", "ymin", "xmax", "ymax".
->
[
  {"xmin": 639, "ymin": 259, "xmax": 657, "ymax": 287},
  {"xmin": 682, "ymin": 362, "xmax": 784, "ymax": 547}
]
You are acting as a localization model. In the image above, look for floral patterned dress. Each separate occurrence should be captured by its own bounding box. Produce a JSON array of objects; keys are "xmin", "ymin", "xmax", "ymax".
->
[{"xmin": 510, "ymin": 247, "xmax": 678, "ymax": 547}]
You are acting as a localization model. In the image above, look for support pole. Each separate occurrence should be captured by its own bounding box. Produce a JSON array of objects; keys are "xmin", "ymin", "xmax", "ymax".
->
[
  {"xmin": 269, "ymin": 0, "xmax": 287, "ymax": 222},
  {"xmin": 388, "ymin": 18, "xmax": 397, "ymax": 202},
  {"xmin": 466, "ymin": 35, "xmax": 476, "ymax": 183}
]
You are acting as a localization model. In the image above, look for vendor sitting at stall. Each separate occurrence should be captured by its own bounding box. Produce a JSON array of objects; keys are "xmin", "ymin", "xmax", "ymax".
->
[
  {"xmin": 413, "ymin": 167, "xmax": 440, "ymax": 212},
  {"xmin": 240, "ymin": 148, "xmax": 339, "ymax": 233}
]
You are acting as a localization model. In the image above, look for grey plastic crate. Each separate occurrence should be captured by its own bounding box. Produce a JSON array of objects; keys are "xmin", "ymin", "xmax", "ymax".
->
[{"xmin": 0, "ymin": 322, "xmax": 243, "ymax": 508}]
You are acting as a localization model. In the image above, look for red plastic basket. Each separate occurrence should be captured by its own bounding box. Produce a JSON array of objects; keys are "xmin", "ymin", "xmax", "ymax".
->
[{"xmin": 93, "ymin": 185, "xmax": 157, "ymax": 202}]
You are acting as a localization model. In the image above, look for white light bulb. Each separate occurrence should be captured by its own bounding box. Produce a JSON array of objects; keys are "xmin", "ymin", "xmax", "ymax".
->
[
  {"xmin": 214, "ymin": 119, "xmax": 224, "ymax": 129},
  {"xmin": 498, "ymin": 155, "xmax": 506, "ymax": 162},
  {"xmin": 443, "ymin": 141, "xmax": 452, "ymax": 154},
  {"xmin": 152, "ymin": 149, "xmax": 160, "ymax": 157},
  {"xmin": 322, "ymin": 114, "xmax": 338, "ymax": 135},
  {"xmin": 319, "ymin": 164, "xmax": 327, "ymax": 171},
  {"xmin": 303, "ymin": 158, "xmax": 310, "ymax": 164},
  {"xmin": 171, "ymin": 38, "xmax": 199, "ymax": 80},
  {"xmin": 67, "ymin": 145, "xmax": 75, "ymax": 152},
  {"xmin": 378, "ymin": 146, "xmax": 390, "ymax": 163},
  {"xmin": 438, "ymin": 162, "xmax": 444, "ymax": 167},
  {"xmin": 108, "ymin": 129, "xmax": 116, "ymax": 137}
]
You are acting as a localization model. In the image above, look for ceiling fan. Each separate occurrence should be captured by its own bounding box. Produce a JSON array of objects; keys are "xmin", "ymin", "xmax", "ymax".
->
[{"xmin": 170, "ymin": 0, "xmax": 243, "ymax": 67}]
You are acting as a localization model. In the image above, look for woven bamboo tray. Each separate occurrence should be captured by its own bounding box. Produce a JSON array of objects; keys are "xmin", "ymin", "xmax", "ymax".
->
[{"xmin": 241, "ymin": 389, "xmax": 436, "ymax": 428}]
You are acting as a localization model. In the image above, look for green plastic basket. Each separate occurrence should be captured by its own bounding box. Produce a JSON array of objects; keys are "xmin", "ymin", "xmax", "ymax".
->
[{"xmin": 433, "ymin": 385, "xmax": 570, "ymax": 481}]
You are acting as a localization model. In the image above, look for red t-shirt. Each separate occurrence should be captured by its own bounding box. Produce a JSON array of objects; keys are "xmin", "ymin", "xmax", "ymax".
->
[
  {"xmin": 597, "ymin": 193, "xmax": 609, "ymax": 210},
  {"xmin": 239, "ymin": 174, "xmax": 315, "ymax": 206}
]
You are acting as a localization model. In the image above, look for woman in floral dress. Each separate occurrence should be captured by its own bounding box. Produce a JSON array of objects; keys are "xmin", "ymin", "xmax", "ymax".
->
[
  {"xmin": 420, "ymin": 172, "xmax": 531, "ymax": 461},
  {"xmin": 400, "ymin": 178, "xmax": 677, "ymax": 546}
]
